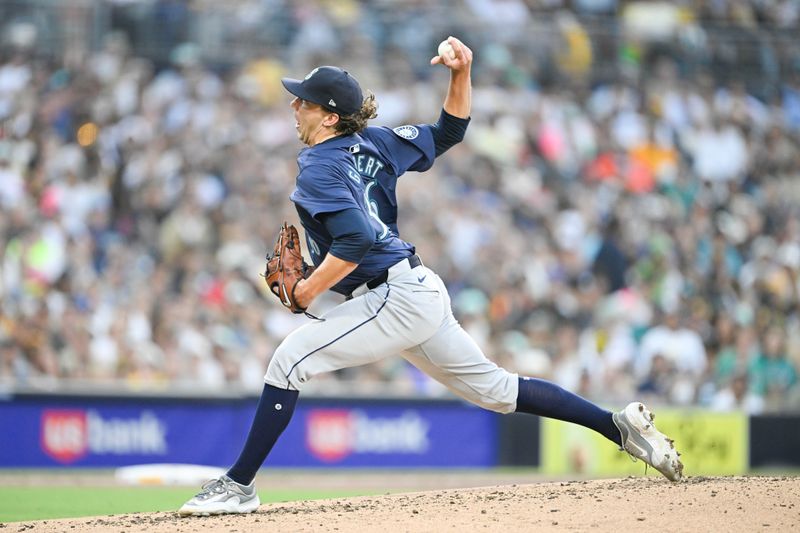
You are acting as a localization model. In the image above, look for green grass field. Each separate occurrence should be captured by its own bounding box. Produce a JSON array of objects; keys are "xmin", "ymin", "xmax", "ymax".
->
[
  {"xmin": 0, "ymin": 467, "xmax": 543, "ymax": 524},
  {"xmin": 0, "ymin": 486, "xmax": 377, "ymax": 523}
]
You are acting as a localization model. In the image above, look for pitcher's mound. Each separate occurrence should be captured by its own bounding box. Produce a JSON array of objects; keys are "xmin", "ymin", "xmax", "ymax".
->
[{"xmin": 14, "ymin": 476, "xmax": 800, "ymax": 532}]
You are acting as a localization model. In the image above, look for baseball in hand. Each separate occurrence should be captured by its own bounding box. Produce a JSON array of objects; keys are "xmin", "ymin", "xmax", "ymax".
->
[{"xmin": 437, "ymin": 40, "xmax": 456, "ymax": 61}]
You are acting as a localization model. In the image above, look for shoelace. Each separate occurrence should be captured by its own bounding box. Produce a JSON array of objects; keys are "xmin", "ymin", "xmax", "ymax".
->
[
  {"xmin": 196, "ymin": 478, "xmax": 229, "ymax": 498},
  {"xmin": 615, "ymin": 413, "xmax": 651, "ymax": 475},
  {"xmin": 618, "ymin": 434, "xmax": 643, "ymax": 467},
  {"xmin": 619, "ymin": 438, "xmax": 650, "ymax": 476},
  {"xmin": 614, "ymin": 415, "xmax": 638, "ymax": 463}
]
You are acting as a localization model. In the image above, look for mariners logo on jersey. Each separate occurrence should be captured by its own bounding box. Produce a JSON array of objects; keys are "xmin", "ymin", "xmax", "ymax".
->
[{"xmin": 393, "ymin": 125, "xmax": 419, "ymax": 140}]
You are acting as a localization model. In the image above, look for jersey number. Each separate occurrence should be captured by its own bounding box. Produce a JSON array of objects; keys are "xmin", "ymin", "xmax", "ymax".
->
[{"xmin": 364, "ymin": 181, "xmax": 389, "ymax": 240}]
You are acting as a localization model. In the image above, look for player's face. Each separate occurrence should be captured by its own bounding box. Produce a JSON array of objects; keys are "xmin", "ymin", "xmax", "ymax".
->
[{"xmin": 290, "ymin": 97, "xmax": 332, "ymax": 146}]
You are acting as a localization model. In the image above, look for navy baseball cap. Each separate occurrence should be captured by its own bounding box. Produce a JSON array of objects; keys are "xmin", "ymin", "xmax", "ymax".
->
[{"xmin": 281, "ymin": 66, "xmax": 363, "ymax": 116}]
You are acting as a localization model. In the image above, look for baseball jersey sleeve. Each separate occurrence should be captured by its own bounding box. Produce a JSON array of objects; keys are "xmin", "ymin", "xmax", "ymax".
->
[
  {"xmin": 291, "ymin": 164, "xmax": 360, "ymax": 218},
  {"xmin": 364, "ymin": 125, "xmax": 436, "ymax": 175}
]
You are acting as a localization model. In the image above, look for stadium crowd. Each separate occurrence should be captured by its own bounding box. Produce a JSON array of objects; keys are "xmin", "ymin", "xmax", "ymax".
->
[{"xmin": 0, "ymin": 0, "xmax": 798, "ymax": 413}]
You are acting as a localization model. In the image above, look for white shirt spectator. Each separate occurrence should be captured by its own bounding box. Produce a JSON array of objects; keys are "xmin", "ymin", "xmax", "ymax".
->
[
  {"xmin": 0, "ymin": 61, "xmax": 31, "ymax": 96},
  {"xmin": 637, "ymin": 321, "xmax": 707, "ymax": 379},
  {"xmin": 710, "ymin": 377, "xmax": 765, "ymax": 414},
  {"xmin": 686, "ymin": 123, "xmax": 748, "ymax": 182},
  {"xmin": 0, "ymin": 164, "xmax": 23, "ymax": 208},
  {"xmin": 89, "ymin": 334, "xmax": 119, "ymax": 377}
]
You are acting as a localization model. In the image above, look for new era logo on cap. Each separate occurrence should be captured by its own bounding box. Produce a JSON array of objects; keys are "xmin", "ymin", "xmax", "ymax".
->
[{"xmin": 281, "ymin": 66, "xmax": 363, "ymax": 116}]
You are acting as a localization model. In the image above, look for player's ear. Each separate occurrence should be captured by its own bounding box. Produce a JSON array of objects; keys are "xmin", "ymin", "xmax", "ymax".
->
[{"xmin": 323, "ymin": 112, "xmax": 340, "ymax": 128}]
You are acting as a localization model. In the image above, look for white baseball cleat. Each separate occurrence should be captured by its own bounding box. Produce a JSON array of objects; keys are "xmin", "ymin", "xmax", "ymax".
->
[
  {"xmin": 178, "ymin": 475, "xmax": 260, "ymax": 516},
  {"xmin": 612, "ymin": 402, "xmax": 684, "ymax": 482}
]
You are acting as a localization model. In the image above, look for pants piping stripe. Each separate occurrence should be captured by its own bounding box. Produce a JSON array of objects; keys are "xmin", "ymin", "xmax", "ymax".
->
[{"xmin": 284, "ymin": 285, "xmax": 392, "ymax": 385}]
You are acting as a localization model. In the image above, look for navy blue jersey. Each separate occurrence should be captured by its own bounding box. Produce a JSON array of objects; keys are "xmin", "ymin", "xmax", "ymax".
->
[
  {"xmin": 356, "ymin": 124, "xmax": 437, "ymax": 236},
  {"xmin": 290, "ymin": 134, "xmax": 418, "ymax": 295}
]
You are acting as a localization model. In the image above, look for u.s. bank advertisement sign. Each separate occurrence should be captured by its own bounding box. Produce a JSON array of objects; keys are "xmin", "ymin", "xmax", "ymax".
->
[
  {"xmin": 40, "ymin": 409, "xmax": 168, "ymax": 463},
  {"xmin": 1, "ymin": 398, "xmax": 496, "ymax": 468},
  {"xmin": 0, "ymin": 400, "xmax": 242, "ymax": 467},
  {"xmin": 269, "ymin": 404, "xmax": 496, "ymax": 467},
  {"xmin": 304, "ymin": 409, "xmax": 430, "ymax": 462}
]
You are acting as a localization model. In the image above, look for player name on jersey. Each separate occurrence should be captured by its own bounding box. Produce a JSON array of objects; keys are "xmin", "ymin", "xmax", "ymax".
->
[{"xmin": 353, "ymin": 153, "xmax": 385, "ymax": 178}]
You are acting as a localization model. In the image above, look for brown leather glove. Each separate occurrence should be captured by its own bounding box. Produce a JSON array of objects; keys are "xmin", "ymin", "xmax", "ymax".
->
[{"xmin": 263, "ymin": 223, "xmax": 315, "ymax": 313}]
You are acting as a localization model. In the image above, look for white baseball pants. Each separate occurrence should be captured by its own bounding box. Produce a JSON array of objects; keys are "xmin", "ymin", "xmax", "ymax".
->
[{"xmin": 264, "ymin": 257, "xmax": 519, "ymax": 413}]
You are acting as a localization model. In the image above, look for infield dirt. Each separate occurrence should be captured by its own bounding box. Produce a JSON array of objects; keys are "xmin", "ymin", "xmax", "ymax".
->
[{"xmin": 6, "ymin": 475, "xmax": 799, "ymax": 532}]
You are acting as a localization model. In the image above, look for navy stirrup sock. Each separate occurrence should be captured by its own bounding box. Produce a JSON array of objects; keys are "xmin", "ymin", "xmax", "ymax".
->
[
  {"xmin": 515, "ymin": 377, "xmax": 621, "ymax": 446},
  {"xmin": 227, "ymin": 384, "xmax": 299, "ymax": 485}
]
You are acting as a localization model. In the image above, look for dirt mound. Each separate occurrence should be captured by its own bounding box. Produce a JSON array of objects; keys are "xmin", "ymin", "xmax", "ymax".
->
[{"xmin": 11, "ymin": 476, "xmax": 800, "ymax": 532}]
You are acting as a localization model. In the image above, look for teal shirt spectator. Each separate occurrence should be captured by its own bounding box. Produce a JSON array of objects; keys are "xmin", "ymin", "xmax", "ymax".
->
[
  {"xmin": 714, "ymin": 345, "xmax": 741, "ymax": 386},
  {"xmin": 748, "ymin": 328, "xmax": 798, "ymax": 397},
  {"xmin": 748, "ymin": 355, "xmax": 797, "ymax": 395}
]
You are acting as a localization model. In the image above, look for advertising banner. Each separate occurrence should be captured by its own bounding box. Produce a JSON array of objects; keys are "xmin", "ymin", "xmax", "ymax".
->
[
  {"xmin": 541, "ymin": 409, "xmax": 748, "ymax": 476},
  {"xmin": 0, "ymin": 396, "xmax": 498, "ymax": 468},
  {"xmin": 0, "ymin": 400, "xmax": 246, "ymax": 467},
  {"xmin": 269, "ymin": 403, "xmax": 496, "ymax": 467}
]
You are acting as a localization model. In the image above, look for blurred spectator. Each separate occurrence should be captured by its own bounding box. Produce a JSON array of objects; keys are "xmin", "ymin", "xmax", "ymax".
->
[
  {"xmin": 710, "ymin": 372, "xmax": 765, "ymax": 414},
  {"xmin": 637, "ymin": 311, "xmax": 708, "ymax": 382},
  {"xmin": 0, "ymin": 0, "xmax": 798, "ymax": 413},
  {"xmin": 592, "ymin": 217, "xmax": 628, "ymax": 293},
  {"xmin": 715, "ymin": 325, "xmax": 758, "ymax": 387},
  {"xmin": 748, "ymin": 326, "xmax": 798, "ymax": 411}
]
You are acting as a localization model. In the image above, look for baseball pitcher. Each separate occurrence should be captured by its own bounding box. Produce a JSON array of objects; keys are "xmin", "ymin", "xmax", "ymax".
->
[{"xmin": 179, "ymin": 37, "xmax": 682, "ymax": 516}]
